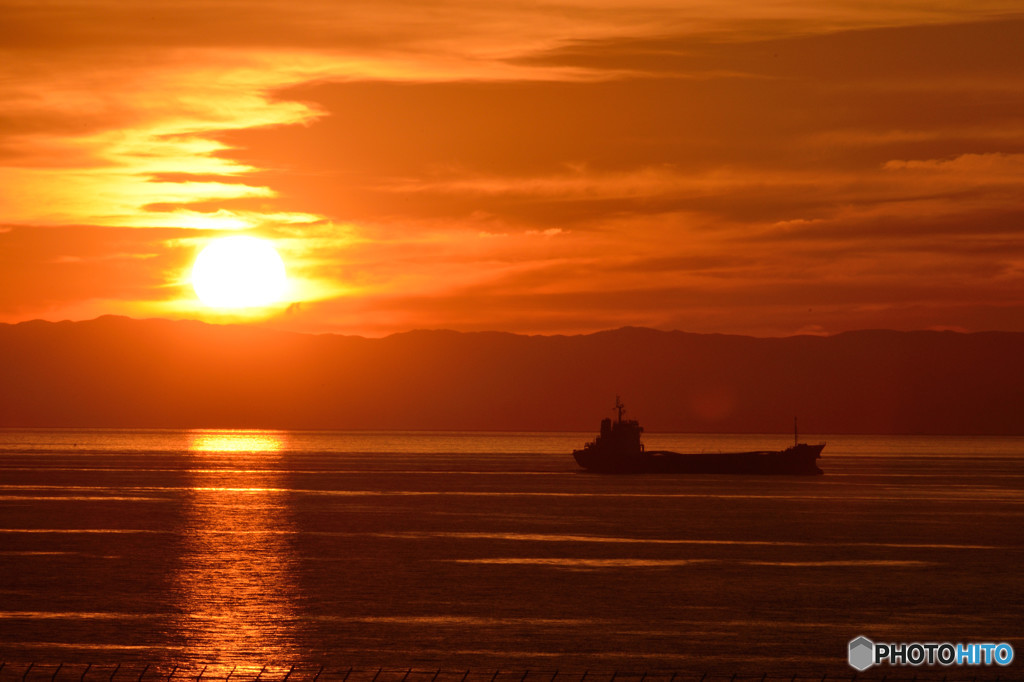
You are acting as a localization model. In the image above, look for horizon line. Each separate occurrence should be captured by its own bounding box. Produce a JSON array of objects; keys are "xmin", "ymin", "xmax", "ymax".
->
[{"xmin": 2, "ymin": 313, "xmax": 1015, "ymax": 341}]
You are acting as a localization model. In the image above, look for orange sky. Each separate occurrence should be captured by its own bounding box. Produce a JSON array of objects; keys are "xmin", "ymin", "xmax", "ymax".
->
[{"xmin": 2, "ymin": 1, "xmax": 1023, "ymax": 336}]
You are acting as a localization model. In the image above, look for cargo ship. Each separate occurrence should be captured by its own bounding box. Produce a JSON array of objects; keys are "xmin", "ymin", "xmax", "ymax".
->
[{"xmin": 572, "ymin": 398, "xmax": 824, "ymax": 474}]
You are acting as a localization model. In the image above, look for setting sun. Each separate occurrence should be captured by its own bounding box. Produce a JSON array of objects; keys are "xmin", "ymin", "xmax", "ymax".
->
[{"xmin": 191, "ymin": 236, "xmax": 287, "ymax": 309}]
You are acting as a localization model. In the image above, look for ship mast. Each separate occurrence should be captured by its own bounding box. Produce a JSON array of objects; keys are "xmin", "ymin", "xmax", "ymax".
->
[{"xmin": 615, "ymin": 396, "xmax": 625, "ymax": 423}]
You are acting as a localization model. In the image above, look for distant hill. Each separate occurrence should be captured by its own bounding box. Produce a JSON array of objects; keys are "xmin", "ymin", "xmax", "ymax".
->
[{"xmin": 1, "ymin": 316, "xmax": 1022, "ymax": 434}]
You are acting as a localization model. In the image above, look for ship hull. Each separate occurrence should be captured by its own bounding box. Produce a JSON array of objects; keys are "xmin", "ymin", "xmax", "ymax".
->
[{"xmin": 572, "ymin": 443, "xmax": 825, "ymax": 475}]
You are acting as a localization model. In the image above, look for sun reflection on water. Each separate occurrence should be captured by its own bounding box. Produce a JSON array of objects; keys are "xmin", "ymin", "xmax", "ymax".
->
[
  {"xmin": 173, "ymin": 430, "xmax": 304, "ymax": 663},
  {"xmin": 188, "ymin": 430, "xmax": 286, "ymax": 454}
]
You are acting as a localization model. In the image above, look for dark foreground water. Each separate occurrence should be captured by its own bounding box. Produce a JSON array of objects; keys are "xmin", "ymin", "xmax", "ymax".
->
[{"xmin": 0, "ymin": 430, "xmax": 1021, "ymax": 679}]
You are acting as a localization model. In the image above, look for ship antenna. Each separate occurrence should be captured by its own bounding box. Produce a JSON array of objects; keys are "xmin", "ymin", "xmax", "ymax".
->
[
  {"xmin": 794, "ymin": 416, "xmax": 798, "ymax": 446},
  {"xmin": 616, "ymin": 396, "xmax": 625, "ymax": 422}
]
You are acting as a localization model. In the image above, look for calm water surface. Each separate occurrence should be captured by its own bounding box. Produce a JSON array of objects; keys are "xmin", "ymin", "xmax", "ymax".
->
[{"xmin": 1, "ymin": 430, "xmax": 1022, "ymax": 676}]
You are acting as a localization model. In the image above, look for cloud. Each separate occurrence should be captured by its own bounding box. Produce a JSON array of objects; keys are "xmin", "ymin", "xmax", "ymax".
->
[
  {"xmin": 2, "ymin": 1, "xmax": 1024, "ymax": 334},
  {"xmin": 0, "ymin": 225, "xmax": 189, "ymax": 313},
  {"xmin": 884, "ymin": 152, "xmax": 1024, "ymax": 176}
]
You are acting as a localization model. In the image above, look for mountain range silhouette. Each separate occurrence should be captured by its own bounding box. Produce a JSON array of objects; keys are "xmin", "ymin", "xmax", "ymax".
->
[{"xmin": 1, "ymin": 316, "xmax": 1021, "ymax": 434}]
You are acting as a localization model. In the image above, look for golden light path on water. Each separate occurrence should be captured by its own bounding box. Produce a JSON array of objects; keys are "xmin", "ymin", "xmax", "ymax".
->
[
  {"xmin": 175, "ymin": 430, "xmax": 302, "ymax": 664},
  {"xmin": 189, "ymin": 431, "xmax": 286, "ymax": 453}
]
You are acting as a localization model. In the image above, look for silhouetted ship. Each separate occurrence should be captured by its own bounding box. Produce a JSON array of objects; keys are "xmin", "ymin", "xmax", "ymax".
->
[{"xmin": 573, "ymin": 399, "xmax": 824, "ymax": 475}]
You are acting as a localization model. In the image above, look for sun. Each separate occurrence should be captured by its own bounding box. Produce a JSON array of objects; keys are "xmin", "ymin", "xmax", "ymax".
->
[{"xmin": 191, "ymin": 236, "xmax": 287, "ymax": 309}]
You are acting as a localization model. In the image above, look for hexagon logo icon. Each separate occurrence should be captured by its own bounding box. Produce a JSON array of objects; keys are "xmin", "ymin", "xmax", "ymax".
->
[{"xmin": 849, "ymin": 636, "xmax": 875, "ymax": 671}]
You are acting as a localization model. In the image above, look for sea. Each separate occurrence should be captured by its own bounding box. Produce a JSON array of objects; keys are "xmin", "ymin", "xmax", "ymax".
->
[{"xmin": 0, "ymin": 429, "xmax": 1022, "ymax": 681}]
